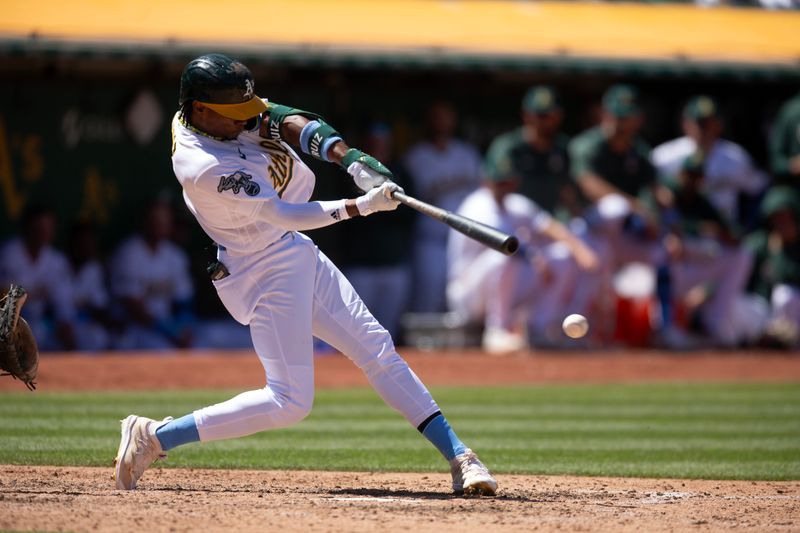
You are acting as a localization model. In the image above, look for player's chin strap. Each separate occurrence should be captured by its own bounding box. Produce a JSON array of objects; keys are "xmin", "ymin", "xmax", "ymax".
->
[{"xmin": 265, "ymin": 103, "xmax": 342, "ymax": 162}]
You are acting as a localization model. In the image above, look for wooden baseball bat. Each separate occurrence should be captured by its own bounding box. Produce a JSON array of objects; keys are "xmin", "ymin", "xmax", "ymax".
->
[{"xmin": 392, "ymin": 191, "xmax": 519, "ymax": 256}]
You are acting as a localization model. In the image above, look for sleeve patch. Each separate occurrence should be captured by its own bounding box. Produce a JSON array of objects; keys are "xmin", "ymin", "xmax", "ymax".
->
[{"xmin": 217, "ymin": 171, "xmax": 261, "ymax": 197}]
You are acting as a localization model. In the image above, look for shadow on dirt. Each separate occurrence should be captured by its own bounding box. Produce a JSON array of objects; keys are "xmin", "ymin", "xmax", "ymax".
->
[{"xmin": 327, "ymin": 487, "xmax": 544, "ymax": 502}]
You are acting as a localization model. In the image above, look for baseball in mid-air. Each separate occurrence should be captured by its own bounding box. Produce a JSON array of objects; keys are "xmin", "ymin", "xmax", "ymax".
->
[{"xmin": 562, "ymin": 314, "xmax": 589, "ymax": 339}]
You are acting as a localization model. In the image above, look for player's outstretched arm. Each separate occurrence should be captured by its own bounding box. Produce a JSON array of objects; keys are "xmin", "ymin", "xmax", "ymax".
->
[
  {"xmin": 540, "ymin": 219, "xmax": 599, "ymax": 272},
  {"xmin": 260, "ymin": 103, "xmax": 393, "ymax": 192},
  {"xmin": 256, "ymin": 182, "xmax": 402, "ymax": 232}
]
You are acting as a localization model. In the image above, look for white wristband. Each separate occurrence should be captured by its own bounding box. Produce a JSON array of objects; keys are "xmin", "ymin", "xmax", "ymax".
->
[
  {"xmin": 330, "ymin": 199, "xmax": 351, "ymax": 222},
  {"xmin": 355, "ymin": 195, "xmax": 373, "ymax": 216}
]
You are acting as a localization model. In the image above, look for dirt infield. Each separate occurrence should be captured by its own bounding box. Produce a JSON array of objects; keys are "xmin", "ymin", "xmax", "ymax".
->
[
  {"xmin": 1, "ymin": 466, "xmax": 798, "ymax": 532},
  {"xmin": 1, "ymin": 350, "xmax": 799, "ymax": 532}
]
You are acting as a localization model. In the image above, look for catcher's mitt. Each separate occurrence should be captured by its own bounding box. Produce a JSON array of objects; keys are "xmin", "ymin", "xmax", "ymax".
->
[{"xmin": 0, "ymin": 285, "xmax": 39, "ymax": 390}]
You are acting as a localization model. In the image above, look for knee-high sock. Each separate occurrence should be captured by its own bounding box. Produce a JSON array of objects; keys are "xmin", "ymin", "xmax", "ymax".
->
[
  {"xmin": 418, "ymin": 412, "xmax": 467, "ymax": 460},
  {"xmin": 155, "ymin": 414, "xmax": 200, "ymax": 451}
]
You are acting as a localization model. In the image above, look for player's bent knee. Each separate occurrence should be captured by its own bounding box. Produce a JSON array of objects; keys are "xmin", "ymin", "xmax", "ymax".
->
[
  {"xmin": 278, "ymin": 402, "xmax": 313, "ymax": 426},
  {"xmin": 274, "ymin": 389, "xmax": 314, "ymax": 426}
]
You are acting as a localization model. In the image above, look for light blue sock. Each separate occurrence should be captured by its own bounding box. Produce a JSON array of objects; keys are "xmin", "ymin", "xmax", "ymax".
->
[
  {"xmin": 419, "ymin": 412, "xmax": 467, "ymax": 461},
  {"xmin": 155, "ymin": 414, "xmax": 200, "ymax": 451}
]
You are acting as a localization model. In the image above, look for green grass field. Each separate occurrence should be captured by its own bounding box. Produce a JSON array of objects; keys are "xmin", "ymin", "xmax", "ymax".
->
[{"xmin": 1, "ymin": 383, "xmax": 799, "ymax": 480}]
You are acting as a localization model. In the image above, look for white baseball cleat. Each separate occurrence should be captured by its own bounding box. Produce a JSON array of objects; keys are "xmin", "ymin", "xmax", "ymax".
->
[
  {"xmin": 449, "ymin": 448, "xmax": 498, "ymax": 496},
  {"xmin": 113, "ymin": 415, "xmax": 171, "ymax": 490}
]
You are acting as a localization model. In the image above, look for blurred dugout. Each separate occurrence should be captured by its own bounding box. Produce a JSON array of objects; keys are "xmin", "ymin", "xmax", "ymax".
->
[{"xmin": 2, "ymin": 1, "xmax": 800, "ymax": 351}]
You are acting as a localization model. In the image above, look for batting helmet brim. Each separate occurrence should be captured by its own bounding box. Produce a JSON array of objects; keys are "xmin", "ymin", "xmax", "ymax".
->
[{"xmin": 201, "ymin": 96, "xmax": 268, "ymax": 121}]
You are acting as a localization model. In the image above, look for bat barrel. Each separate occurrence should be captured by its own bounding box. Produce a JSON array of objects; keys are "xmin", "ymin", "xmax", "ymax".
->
[
  {"xmin": 442, "ymin": 211, "xmax": 520, "ymax": 256},
  {"xmin": 392, "ymin": 191, "xmax": 519, "ymax": 256}
]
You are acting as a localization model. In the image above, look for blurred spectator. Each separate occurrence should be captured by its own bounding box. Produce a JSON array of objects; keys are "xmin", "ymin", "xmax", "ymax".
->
[
  {"xmin": 404, "ymin": 101, "xmax": 482, "ymax": 313},
  {"xmin": 0, "ymin": 205, "xmax": 76, "ymax": 350},
  {"xmin": 744, "ymin": 186, "xmax": 800, "ymax": 348},
  {"xmin": 769, "ymin": 90, "xmax": 800, "ymax": 187},
  {"xmin": 569, "ymin": 85, "xmax": 689, "ymax": 348},
  {"xmin": 570, "ymin": 85, "xmax": 660, "ymax": 227},
  {"xmin": 694, "ymin": 0, "xmax": 799, "ymax": 8},
  {"xmin": 651, "ymin": 95, "xmax": 768, "ymax": 229},
  {"xmin": 484, "ymin": 85, "xmax": 583, "ymax": 221},
  {"xmin": 340, "ymin": 123, "xmax": 414, "ymax": 340},
  {"xmin": 109, "ymin": 200, "xmax": 195, "ymax": 349},
  {"xmin": 755, "ymin": 0, "xmax": 800, "ymax": 9},
  {"xmin": 654, "ymin": 152, "xmax": 754, "ymax": 347},
  {"xmin": 659, "ymin": 152, "xmax": 738, "ymax": 244},
  {"xmin": 67, "ymin": 221, "xmax": 111, "ymax": 351},
  {"xmin": 447, "ymin": 166, "xmax": 598, "ymax": 353}
]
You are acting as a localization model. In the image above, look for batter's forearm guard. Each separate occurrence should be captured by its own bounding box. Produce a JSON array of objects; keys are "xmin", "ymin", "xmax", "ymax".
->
[
  {"xmin": 299, "ymin": 120, "xmax": 342, "ymax": 162},
  {"xmin": 340, "ymin": 148, "xmax": 394, "ymax": 179},
  {"xmin": 265, "ymin": 103, "xmax": 344, "ymax": 162}
]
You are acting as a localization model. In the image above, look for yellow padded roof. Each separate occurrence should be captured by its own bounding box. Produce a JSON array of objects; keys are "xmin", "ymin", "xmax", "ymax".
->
[{"xmin": 3, "ymin": 0, "xmax": 799, "ymax": 67}]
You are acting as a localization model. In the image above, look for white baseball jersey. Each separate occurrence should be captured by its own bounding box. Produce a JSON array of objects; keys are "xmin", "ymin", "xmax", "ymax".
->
[
  {"xmin": 170, "ymin": 109, "xmax": 440, "ymax": 443},
  {"xmin": 446, "ymin": 188, "xmax": 587, "ymax": 340},
  {"xmin": 447, "ymin": 187, "xmax": 552, "ymax": 284},
  {"xmin": 404, "ymin": 139, "xmax": 482, "ymax": 242},
  {"xmin": 651, "ymin": 136, "xmax": 768, "ymax": 223},
  {"xmin": 0, "ymin": 238, "xmax": 75, "ymax": 324},
  {"xmin": 109, "ymin": 235, "xmax": 193, "ymax": 321},
  {"xmin": 71, "ymin": 260, "xmax": 108, "ymax": 313},
  {"xmin": 171, "ymin": 111, "xmax": 315, "ymax": 256},
  {"xmin": 70, "ymin": 259, "xmax": 111, "ymax": 351}
]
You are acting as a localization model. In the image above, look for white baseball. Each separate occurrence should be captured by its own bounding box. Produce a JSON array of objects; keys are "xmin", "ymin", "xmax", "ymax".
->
[{"xmin": 562, "ymin": 314, "xmax": 589, "ymax": 339}]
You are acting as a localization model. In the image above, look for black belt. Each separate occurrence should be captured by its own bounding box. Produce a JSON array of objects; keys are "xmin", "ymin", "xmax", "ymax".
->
[{"xmin": 207, "ymin": 242, "xmax": 229, "ymax": 281}]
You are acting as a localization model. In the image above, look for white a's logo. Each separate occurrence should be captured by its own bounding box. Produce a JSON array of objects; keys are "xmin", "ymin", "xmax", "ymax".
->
[{"xmin": 243, "ymin": 79, "xmax": 255, "ymax": 99}]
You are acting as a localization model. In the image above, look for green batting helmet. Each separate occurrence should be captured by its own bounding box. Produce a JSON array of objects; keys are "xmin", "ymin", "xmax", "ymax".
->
[{"xmin": 179, "ymin": 54, "xmax": 267, "ymax": 120}]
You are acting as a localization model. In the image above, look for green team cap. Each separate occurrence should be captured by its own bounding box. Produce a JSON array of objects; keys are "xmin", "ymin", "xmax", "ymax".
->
[
  {"xmin": 602, "ymin": 84, "xmax": 640, "ymax": 117},
  {"xmin": 484, "ymin": 152, "xmax": 517, "ymax": 182},
  {"xmin": 522, "ymin": 85, "xmax": 560, "ymax": 113},
  {"xmin": 760, "ymin": 186, "xmax": 800, "ymax": 217},
  {"xmin": 683, "ymin": 95, "xmax": 718, "ymax": 121},
  {"xmin": 681, "ymin": 150, "xmax": 706, "ymax": 174}
]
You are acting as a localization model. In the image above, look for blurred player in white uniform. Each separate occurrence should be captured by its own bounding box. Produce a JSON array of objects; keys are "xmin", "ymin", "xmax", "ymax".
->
[
  {"xmin": 656, "ymin": 152, "xmax": 754, "ymax": 347},
  {"xmin": 404, "ymin": 101, "xmax": 482, "ymax": 312},
  {"xmin": 745, "ymin": 187, "xmax": 800, "ymax": 348},
  {"xmin": 0, "ymin": 205, "xmax": 76, "ymax": 351},
  {"xmin": 651, "ymin": 95, "xmax": 767, "ymax": 227},
  {"xmin": 109, "ymin": 201, "xmax": 195, "ymax": 350},
  {"xmin": 67, "ymin": 221, "xmax": 111, "ymax": 351},
  {"xmin": 114, "ymin": 54, "xmax": 496, "ymax": 496},
  {"xmin": 448, "ymin": 161, "xmax": 598, "ymax": 353}
]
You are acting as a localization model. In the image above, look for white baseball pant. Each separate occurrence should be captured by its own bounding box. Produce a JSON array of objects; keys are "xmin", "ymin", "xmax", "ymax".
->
[
  {"xmin": 193, "ymin": 232, "xmax": 439, "ymax": 441},
  {"xmin": 771, "ymin": 284, "xmax": 800, "ymax": 326},
  {"xmin": 671, "ymin": 241, "xmax": 753, "ymax": 346},
  {"xmin": 447, "ymin": 243, "xmax": 578, "ymax": 336}
]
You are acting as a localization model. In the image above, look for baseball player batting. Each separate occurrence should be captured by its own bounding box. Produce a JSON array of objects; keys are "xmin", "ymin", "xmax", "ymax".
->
[{"xmin": 113, "ymin": 54, "xmax": 497, "ymax": 496}]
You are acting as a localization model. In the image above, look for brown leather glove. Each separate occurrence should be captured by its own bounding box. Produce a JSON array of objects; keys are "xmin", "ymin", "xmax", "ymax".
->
[{"xmin": 0, "ymin": 285, "xmax": 39, "ymax": 390}]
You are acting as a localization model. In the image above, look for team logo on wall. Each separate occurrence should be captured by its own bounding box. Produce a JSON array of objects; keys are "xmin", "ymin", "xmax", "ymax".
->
[{"xmin": 218, "ymin": 171, "xmax": 261, "ymax": 196}]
